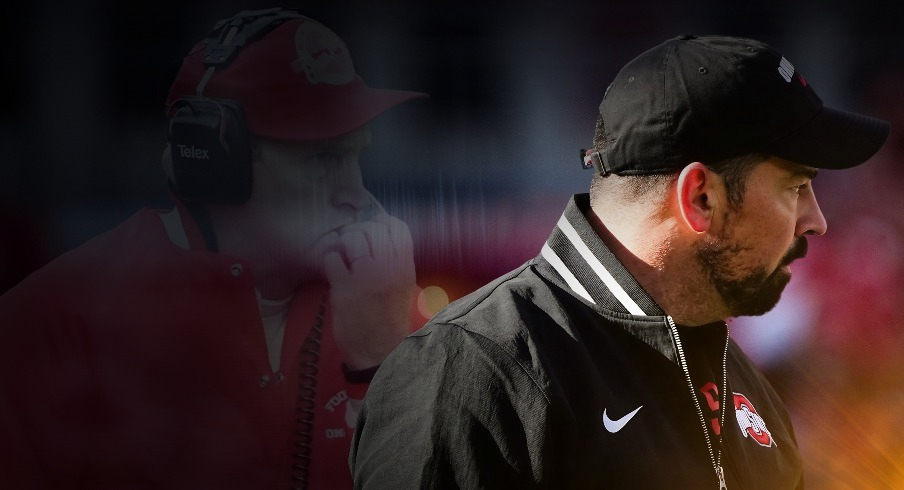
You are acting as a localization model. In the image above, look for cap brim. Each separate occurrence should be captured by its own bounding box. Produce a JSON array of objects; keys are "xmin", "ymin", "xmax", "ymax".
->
[
  {"xmin": 764, "ymin": 106, "xmax": 891, "ymax": 169},
  {"xmin": 248, "ymin": 87, "xmax": 427, "ymax": 142}
]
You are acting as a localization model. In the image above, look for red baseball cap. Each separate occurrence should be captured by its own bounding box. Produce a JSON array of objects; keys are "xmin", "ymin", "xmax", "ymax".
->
[{"xmin": 166, "ymin": 16, "xmax": 426, "ymax": 141}]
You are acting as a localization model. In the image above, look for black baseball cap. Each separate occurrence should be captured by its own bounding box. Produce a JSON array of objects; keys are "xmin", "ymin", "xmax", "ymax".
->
[{"xmin": 585, "ymin": 34, "xmax": 890, "ymax": 175}]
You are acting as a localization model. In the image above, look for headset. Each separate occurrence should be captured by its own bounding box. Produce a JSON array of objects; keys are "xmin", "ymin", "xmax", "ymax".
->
[{"xmin": 166, "ymin": 8, "xmax": 311, "ymax": 204}]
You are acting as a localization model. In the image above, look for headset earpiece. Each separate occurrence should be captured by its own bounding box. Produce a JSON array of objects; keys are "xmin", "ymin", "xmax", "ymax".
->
[
  {"xmin": 165, "ymin": 8, "xmax": 311, "ymax": 205},
  {"xmin": 167, "ymin": 98, "xmax": 252, "ymax": 204}
]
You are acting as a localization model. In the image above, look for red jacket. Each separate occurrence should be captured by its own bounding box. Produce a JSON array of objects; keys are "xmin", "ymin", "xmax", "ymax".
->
[{"xmin": 0, "ymin": 206, "xmax": 377, "ymax": 489}]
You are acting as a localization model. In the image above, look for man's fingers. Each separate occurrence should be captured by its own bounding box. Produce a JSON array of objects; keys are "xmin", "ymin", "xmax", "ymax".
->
[
  {"xmin": 364, "ymin": 213, "xmax": 414, "ymax": 257},
  {"xmin": 339, "ymin": 221, "xmax": 394, "ymax": 261},
  {"xmin": 340, "ymin": 230, "xmax": 372, "ymax": 264},
  {"xmin": 381, "ymin": 215, "xmax": 414, "ymax": 256},
  {"xmin": 323, "ymin": 251, "xmax": 351, "ymax": 284}
]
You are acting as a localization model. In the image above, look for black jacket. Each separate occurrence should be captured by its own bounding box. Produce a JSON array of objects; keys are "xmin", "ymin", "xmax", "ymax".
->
[{"xmin": 351, "ymin": 194, "xmax": 803, "ymax": 489}]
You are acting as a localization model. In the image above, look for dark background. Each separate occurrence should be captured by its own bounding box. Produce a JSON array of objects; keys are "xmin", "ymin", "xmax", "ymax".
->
[{"xmin": 4, "ymin": 1, "xmax": 904, "ymax": 487}]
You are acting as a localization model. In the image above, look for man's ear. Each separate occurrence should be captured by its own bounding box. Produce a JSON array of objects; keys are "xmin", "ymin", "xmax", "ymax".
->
[{"xmin": 676, "ymin": 162, "xmax": 716, "ymax": 233}]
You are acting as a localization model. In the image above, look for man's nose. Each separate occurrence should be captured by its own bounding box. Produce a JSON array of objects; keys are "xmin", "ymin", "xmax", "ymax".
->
[
  {"xmin": 797, "ymin": 188, "xmax": 827, "ymax": 237},
  {"xmin": 330, "ymin": 160, "xmax": 371, "ymax": 213}
]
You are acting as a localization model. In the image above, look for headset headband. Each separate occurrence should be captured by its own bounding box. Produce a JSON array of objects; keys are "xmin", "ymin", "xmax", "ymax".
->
[{"xmin": 195, "ymin": 8, "xmax": 312, "ymax": 96}]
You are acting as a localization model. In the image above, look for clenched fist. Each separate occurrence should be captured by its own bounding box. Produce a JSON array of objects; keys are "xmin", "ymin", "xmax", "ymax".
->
[{"xmin": 323, "ymin": 209, "xmax": 417, "ymax": 370}]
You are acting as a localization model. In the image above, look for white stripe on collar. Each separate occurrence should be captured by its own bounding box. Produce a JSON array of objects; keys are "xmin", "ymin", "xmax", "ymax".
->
[
  {"xmin": 555, "ymin": 214, "xmax": 646, "ymax": 316},
  {"xmin": 159, "ymin": 207, "xmax": 191, "ymax": 250},
  {"xmin": 541, "ymin": 243, "xmax": 595, "ymax": 304}
]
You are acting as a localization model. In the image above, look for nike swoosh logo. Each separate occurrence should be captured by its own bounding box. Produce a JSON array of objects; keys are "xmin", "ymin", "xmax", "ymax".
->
[{"xmin": 603, "ymin": 405, "xmax": 643, "ymax": 433}]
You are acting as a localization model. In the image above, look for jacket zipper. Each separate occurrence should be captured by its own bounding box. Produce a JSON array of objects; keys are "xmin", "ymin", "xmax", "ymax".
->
[{"xmin": 667, "ymin": 315, "xmax": 730, "ymax": 490}]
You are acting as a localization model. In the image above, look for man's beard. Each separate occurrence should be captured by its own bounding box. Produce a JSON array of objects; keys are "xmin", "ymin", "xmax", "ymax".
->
[{"xmin": 696, "ymin": 230, "xmax": 808, "ymax": 317}]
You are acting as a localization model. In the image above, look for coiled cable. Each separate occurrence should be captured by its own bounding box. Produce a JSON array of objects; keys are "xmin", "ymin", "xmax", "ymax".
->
[{"xmin": 291, "ymin": 293, "xmax": 327, "ymax": 490}]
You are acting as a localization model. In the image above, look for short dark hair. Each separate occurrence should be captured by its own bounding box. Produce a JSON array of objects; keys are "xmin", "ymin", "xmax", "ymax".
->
[
  {"xmin": 702, "ymin": 152, "xmax": 770, "ymax": 209},
  {"xmin": 589, "ymin": 114, "xmax": 767, "ymax": 209}
]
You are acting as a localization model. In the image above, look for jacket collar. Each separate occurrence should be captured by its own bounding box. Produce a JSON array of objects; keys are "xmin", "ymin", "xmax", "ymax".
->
[
  {"xmin": 540, "ymin": 193, "xmax": 665, "ymax": 317},
  {"xmin": 537, "ymin": 194, "xmax": 679, "ymax": 361},
  {"xmin": 158, "ymin": 198, "xmax": 215, "ymax": 252}
]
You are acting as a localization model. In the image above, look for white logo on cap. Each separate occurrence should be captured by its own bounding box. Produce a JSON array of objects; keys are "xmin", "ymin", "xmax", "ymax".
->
[
  {"xmin": 291, "ymin": 22, "xmax": 355, "ymax": 85},
  {"xmin": 778, "ymin": 56, "xmax": 795, "ymax": 83}
]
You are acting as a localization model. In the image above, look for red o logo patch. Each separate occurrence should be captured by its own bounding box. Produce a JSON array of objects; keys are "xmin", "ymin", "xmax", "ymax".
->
[
  {"xmin": 733, "ymin": 393, "xmax": 776, "ymax": 447},
  {"xmin": 292, "ymin": 22, "xmax": 355, "ymax": 85}
]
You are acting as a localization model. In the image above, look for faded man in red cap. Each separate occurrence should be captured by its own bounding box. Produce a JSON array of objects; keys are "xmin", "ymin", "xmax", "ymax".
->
[{"xmin": 0, "ymin": 8, "xmax": 424, "ymax": 490}]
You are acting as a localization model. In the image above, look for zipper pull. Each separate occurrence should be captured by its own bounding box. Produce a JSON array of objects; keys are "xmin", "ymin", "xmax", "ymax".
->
[{"xmin": 717, "ymin": 465, "xmax": 727, "ymax": 490}]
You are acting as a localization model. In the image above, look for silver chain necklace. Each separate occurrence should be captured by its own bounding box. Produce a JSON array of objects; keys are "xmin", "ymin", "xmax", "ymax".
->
[{"xmin": 667, "ymin": 316, "xmax": 730, "ymax": 490}]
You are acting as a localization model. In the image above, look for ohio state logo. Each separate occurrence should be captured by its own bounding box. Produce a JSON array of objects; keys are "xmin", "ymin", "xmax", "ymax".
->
[
  {"xmin": 733, "ymin": 393, "xmax": 776, "ymax": 447},
  {"xmin": 291, "ymin": 21, "xmax": 355, "ymax": 85}
]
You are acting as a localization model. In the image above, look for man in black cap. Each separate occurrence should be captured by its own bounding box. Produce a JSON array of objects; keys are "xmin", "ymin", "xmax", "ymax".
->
[{"xmin": 350, "ymin": 35, "xmax": 890, "ymax": 488}]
